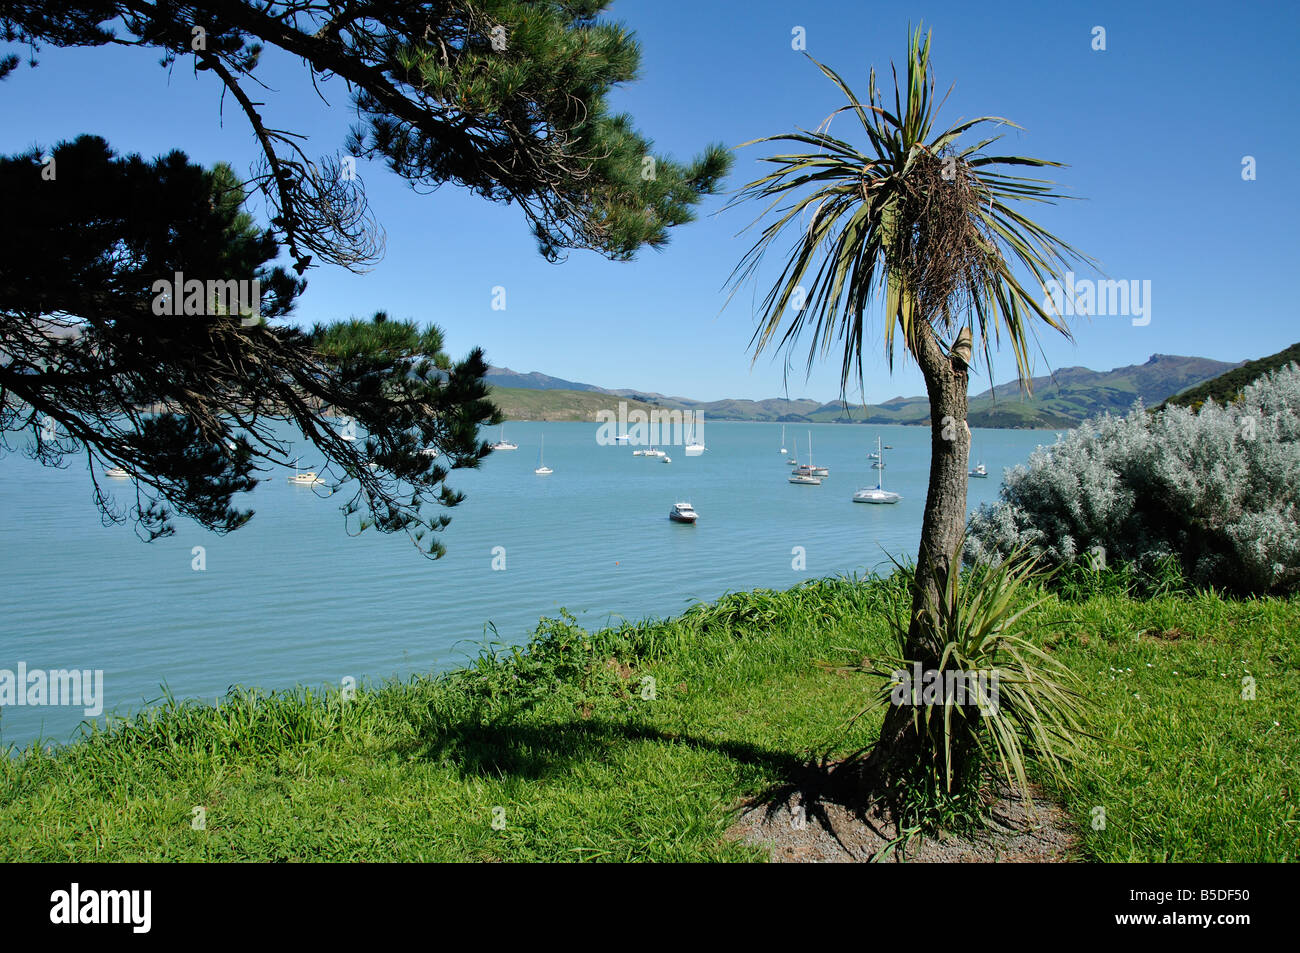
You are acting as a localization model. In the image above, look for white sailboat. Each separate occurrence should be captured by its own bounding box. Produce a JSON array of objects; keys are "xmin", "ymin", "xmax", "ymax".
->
[
  {"xmin": 854, "ymin": 436, "xmax": 900, "ymax": 504},
  {"xmin": 534, "ymin": 435, "xmax": 552, "ymax": 475},
  {"xmin": 969, "ymin": 461, "xmax": 988, "ymax": 478},
  {"xmin": 490, "ymin": 425, "xmax": 518, "ymax": 451},
  {"xmin": 779, "ymin": 425, "xmax": 787, "ymax": 455},
  {"xmin": 789, "ymin": 433, "xmax": 824, "ymax": 484},
  {"xmin": 791, "ymin": 431, "xmax": 829, "ymax": 478},
  {"xmin": 684, "ymin": 422, "xmax": 705, "ymax": 456}
]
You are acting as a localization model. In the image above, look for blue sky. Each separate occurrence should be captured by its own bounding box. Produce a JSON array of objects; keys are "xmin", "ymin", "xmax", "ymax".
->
[{"xmin": 3, "ymin": 0, "xmax": 1297, "ymax": 403}]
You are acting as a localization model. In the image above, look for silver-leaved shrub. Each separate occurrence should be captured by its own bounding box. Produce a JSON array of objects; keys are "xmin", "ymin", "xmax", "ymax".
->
[{"xmin": 966, "ymin": 363, "xmax": 1300, "ymax": 594}]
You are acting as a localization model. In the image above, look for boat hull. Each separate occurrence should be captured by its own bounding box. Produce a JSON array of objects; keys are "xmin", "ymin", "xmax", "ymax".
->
[{"xmin": 853, "ymin": 491, "xmax": 900, "ymax": 504}]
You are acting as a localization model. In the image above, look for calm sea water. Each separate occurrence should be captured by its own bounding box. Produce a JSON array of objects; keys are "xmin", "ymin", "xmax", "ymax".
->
[{"xmin": 0, "ymin": 421, "xmax": 1056, "ymax": 749}]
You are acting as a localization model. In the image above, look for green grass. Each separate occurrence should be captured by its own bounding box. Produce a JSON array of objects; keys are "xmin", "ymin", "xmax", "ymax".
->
[{"xmin": 1, "ymin": 575, "xmax": 1295, "ymax": 861}]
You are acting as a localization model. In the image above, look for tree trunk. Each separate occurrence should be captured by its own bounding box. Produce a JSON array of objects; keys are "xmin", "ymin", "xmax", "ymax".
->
[{"xmin": 866, "ymin": 319, "xmax": 974, "ymax": 798}]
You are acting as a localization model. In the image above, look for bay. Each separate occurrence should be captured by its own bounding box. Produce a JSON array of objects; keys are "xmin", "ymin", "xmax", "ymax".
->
[{"xmin": 0, "ymin": 421, "xmax": 1057, "ymax": 749}]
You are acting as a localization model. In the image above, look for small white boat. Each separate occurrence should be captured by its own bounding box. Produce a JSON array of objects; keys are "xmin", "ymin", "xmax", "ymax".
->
[
  {"xmin": 682, "ymin": 422, "xmax": 705, "ymax": 456},
  {"xmin": 854, "ymin": 437, "xmax": 900, "ymax": 504},
  {"xmin": 789, "ymin": 473, "xmax": 822, "ymax": 485},
  {"xmin": 669, "ymin": 501, "xmax": 698, "ymax": 523},
  {"xmin": 969, "ymin": 462, "xmax": 988, "ymax": 478},
  {"xmin": 637, "ymin": 447, "xmax": 667, "ymax": 458},
  {"xmin": 419, "ymin": 446, "xmax": 437, "ymax": 457},
  {"xmin": 490, "ymin": 425, "xmax": 518, "ymax": 451},
  {"xmin": 288, "ymin": 458, "xmax": 322, "ymax": 485},
  {"xmin": 339, "ymin": 432, "xmax": 356, "ymax": 443},
  {"xmin": 662, "ymin": 455, "xmax": 672, "ymax": 464},
  {"xmin": 779, "ymin": 425, "xmax": 787, "ymax": 455},
  {"xmin": 791, "ymin": 432, "xmax": 828, "ymax": 478},
  {"xmin": 105, "ymin": 467, "xmax": 129, "ymax": 478},
  {"xmin": 535, "ymin": 435, "xmax": 552, "ymax": 474},
  {"xmin": 853, "ymin": 486, "xmax": 899, "ymax": 503}
]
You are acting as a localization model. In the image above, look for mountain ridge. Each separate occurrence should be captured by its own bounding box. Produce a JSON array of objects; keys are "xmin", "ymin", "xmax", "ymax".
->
[{"xmin": 485, "ymin": 354, "xmax": 1242, "ymax": 428}]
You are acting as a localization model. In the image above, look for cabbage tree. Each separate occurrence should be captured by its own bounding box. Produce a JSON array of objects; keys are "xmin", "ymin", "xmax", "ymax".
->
[{"xmin": 727, "ymin": 26, "xmax": 1091, "ymax": 796}]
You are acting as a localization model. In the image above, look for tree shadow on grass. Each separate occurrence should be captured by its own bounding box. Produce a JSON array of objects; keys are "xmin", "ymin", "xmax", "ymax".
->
[{"xmin": 399, "ymin": 715, "xmax": 816, "ymax": 787}]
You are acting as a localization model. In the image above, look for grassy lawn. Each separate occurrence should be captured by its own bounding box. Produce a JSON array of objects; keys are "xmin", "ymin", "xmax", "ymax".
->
[{"xmin": 1, "ymin": 575, "xmax": 1295, "ymax": 861}]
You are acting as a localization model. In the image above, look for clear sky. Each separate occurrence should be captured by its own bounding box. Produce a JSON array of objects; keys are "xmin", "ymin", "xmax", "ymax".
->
[{"xmin": 3, "ymin": 0, "xmax": 1297, "ymax": 403}]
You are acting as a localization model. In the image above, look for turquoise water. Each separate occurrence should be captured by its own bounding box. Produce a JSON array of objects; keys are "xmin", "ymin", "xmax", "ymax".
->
[{"xmin": 0, "ymin": 421, "xmax": 1056, "ymax": 749}]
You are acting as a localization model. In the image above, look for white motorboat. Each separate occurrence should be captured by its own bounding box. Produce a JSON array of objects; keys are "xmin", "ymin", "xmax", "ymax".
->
[
  {"xmin": 535, "ymin": 435, "xmax": 552, "ymax": 474},
  {"xmin": 490, "ymin": 425, "xmax": 518, "ymax": 451},
  {"xmin": 669, "ymin": 501, "xmax": 698, "ymax": 523},
  {"xmin": 854, "ymin": 437, "xmax": 900, "ymax": 504},
  {"xmin": 637, "ymin": 447, "xmax": 666, "ymax": 458},
  {"xmin": 105, "ymin": 467, "xmax": 129, "ymax": 478},
  {"xmin": 969, "ymin": 462, "xmax": 988, "ymax": 478},
  {"xmin": 662, "ymin": 455, "xmax": 672, "ymax": 464},
  {"xmin": 288, "ymin": 458, "xmax": 322, "ymax": 485},
  {"xmin": 789, "ymin": 473, "xmax": 822, "ymax": 485}
]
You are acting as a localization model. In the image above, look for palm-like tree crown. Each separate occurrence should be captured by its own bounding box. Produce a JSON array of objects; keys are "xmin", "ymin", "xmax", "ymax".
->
[{"xmin": 727, "ymin": 26, "xmax": 1092, "ymax": 394}]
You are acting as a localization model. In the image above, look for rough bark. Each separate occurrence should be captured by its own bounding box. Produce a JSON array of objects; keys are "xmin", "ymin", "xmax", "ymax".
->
[{"xmin": 863, "ymin": 318, "xmax": 974, "ymax": 802}]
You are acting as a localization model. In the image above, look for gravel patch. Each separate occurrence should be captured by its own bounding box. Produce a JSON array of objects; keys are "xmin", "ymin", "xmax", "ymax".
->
[{"xmin": 727, "ymin": 778, "xmax": 1079, "ymax": 863}]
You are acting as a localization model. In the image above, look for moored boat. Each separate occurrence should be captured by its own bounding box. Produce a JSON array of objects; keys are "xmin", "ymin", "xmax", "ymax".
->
[
  {"xmin": 854, "ymin": 437, "xmax": 900, "ymax": 504},
  {"xmin": 669, "ymin": 502, "xmax": 698, "ymax": 523},
  {"xmin": 490, "ymin": 425, "xmax": 518, "ymax": 451}
]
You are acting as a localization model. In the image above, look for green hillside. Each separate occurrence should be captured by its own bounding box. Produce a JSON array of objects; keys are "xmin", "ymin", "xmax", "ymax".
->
[
  {"xmin": 490, "ymin": 354, "xmax": 1238, "ymax": 428},
  {"xmin": 1157, "ymin": 342, "xmax": 1300, "ymax": 412},
  {"xmin": 488, "ymin": 386, "xmax": 661, "ymax": 422},
  {"xmin": 803, "ymin": 355, "xmax": 1236, "ymax": 428}
]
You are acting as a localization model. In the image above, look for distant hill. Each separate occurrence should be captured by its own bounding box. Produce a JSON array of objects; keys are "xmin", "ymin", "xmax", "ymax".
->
[
  {"xmin": 486, "ymin": 354, "xmax": 1239, "ymax": 428},
  {"xmin": 484, "ymin": 367, "xmax": 604, "ymax": 393},
  {"xmin": 487, "ymin": 386, "xmax": 660, "ymax": 422},
  {"xmin": 1156, "ymin": 342, "xmax": 1300, "ymax": 412}
]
